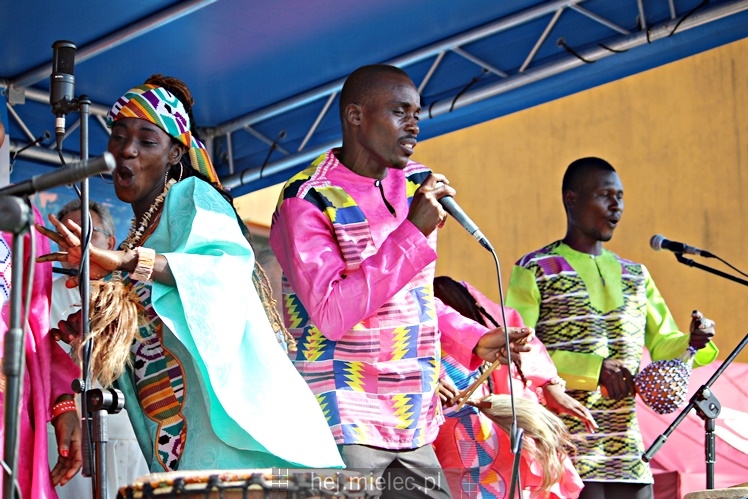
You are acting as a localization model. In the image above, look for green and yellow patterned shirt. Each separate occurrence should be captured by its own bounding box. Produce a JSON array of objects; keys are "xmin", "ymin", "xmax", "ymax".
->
[{"xmin": 506, "ymin": 241, "xmax": 717, "ymax": 483}]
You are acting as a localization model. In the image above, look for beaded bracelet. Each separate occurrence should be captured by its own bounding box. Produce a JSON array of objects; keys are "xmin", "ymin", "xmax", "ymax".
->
[
  {"xmin": 131, "ymin": 247, "xmax": 156, "ymax": 281},
  {"xmin": 51, "ymin": 399, "xmax": 77, "ymax": 420},
  {"xmin": 537, "ymin": 376, "xmax": 568, "ymax": 407},
  {"xmin": 544, "ymin": 376, "xmax": 567, "ymax": 390}
]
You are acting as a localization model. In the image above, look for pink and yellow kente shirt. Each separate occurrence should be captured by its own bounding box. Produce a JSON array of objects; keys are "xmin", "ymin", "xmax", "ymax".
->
[{"xmin": 270, "ymin": 149, "xmax": 488, "ymax": 450}]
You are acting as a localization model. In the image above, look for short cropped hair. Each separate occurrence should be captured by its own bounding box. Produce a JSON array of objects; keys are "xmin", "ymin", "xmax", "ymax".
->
[
  {"xmin": 339, "ymin": 64, "xmax": 412, "ymax": 120},
  {"xmin": 561, "ymin": 157, "xmax": 616, "ymax": 194}
]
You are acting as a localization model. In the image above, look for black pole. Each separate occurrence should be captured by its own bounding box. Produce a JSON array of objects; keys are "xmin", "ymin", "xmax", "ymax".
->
[
  {"xmin": 642, "ymin": 252, "xmax": 748, "ymax": 489},
  {"xmin": 76, "ymin": 94, "xmax": 112, "ymax": 499},
  {"xmin": 1, "ymin": 200, "xmax": 32, "ymax": 499},
  {"xmin": 507, "ymin": 427, "xmax": 524, "ymax": 499},
  {"xmin": 705, "ymin": 418, "xmax": 716, "ymax": 490},
  {"xmin": 674, "ymin": 253, "xmax": 748, "ymax": 287}
]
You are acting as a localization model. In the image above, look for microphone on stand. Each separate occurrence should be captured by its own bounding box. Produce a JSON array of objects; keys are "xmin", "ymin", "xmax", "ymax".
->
[
  {"xmin": 649, "ymin": 234, "xmax": 714, "ymax": 258},
  {"xmin": 0, "ymin": 153, "xmax": 115, "ymax": 197},
  {"xmin": 437, "ymin": 187, "xmax": 524, "ymax": 497},
  {"xmin": 49, "ymin": 40, "xmax": 77, "ymax": 150}
]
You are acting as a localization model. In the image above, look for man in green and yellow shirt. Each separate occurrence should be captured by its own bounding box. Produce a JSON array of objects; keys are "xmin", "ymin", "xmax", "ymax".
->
[{"xmin": 506, "ymin": 157, "xmax": 717, "ymax": 499}]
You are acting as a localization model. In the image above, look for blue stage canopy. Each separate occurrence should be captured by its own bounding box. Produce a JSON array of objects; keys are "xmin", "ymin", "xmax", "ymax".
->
[{"xmin": 2, "ymin": 0, "xmax": 747, "ymax": 200}]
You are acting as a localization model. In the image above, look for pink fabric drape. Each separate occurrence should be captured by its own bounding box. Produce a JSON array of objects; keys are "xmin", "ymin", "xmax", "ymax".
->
[
  {"xmin": 1, "ymin": 207, "xmax": 80, "ymax": 498},
  {"xmin": 464, "ymin": 283, "xmax": 559, "ymax": 400}
]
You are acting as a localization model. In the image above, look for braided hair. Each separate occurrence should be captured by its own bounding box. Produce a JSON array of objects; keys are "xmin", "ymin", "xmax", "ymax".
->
[
  {"xmin": 433, "ymin": 276, "xmax": 527, "ymax": 387},
  {"xmin": 145, "ymin": 74, "xmax": 295, "ymax": 350},
  {"xmin": 435, "ymin": 277, "xmax": 576, "ymax": 496}
]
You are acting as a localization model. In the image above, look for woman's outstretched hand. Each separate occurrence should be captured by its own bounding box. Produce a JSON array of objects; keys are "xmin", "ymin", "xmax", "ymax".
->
[
  {"xmin": 542, "ymin": 383, "xmax": 598, "ymax": 433},
  {"xmin": 36, "ymin": 214, "xmax": 121, "ymax": 287}
]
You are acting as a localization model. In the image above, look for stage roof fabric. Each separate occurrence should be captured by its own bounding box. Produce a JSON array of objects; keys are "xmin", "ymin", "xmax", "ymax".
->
[{"xmin": 2, "ymin": 0, "xmax": 748, "ymax": 197}]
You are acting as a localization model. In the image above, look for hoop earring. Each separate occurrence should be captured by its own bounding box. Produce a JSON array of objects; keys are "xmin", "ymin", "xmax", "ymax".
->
[{"xmin": 177, "ymin": 161, "xmax": 184, "ymax": 182}]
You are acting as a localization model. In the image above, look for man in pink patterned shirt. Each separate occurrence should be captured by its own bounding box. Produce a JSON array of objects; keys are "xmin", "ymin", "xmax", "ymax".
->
[{"xmin": 270, "ymin": 64, "xmax": 531, "ymax": 498}]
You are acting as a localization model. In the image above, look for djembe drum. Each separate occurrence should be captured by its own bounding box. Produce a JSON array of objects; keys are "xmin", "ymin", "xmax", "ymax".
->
[
  {"xmin": 117, "ymin": 469, "xmax": 378, "ymax": 498},
  {"xmin": 683, "ymin": 486, "xmax": 748, "ymax": 499},
  {"xmin": 634, "ymin": 347, "xmax": 696, "ymax": 415}
]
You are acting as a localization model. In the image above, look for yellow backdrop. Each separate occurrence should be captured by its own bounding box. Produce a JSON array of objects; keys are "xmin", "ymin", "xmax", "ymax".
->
[{"xmin": 413, "ymin": 37, "xmax": 748, "ymax": 363}]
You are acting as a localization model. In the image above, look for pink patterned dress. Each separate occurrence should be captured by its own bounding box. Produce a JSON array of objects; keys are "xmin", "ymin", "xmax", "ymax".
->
[
  {"xmin": 433, "ymin": 283, "xmax": 583, "ymax": 499},
  {"xmin": 0, "ymin": 207, "xmax": 80, "ymax": 498}
]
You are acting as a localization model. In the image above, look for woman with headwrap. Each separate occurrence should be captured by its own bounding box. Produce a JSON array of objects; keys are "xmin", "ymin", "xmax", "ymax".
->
[{"xmin": 36, "ymin": 75, "xmax": 343, "ymax": 473}]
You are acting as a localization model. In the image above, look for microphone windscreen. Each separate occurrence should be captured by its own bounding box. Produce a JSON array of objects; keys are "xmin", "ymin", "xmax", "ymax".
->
[{"xmin": 650, "ymin": 234, "xmax": 665, "ymax": 251}]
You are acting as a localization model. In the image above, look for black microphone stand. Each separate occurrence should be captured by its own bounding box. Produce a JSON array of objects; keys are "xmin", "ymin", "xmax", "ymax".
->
[
  {"xmin": 71, "ymin": 96, "xmax": 123, "ymax": 499},
  {"xmin": 50, "ymin": 40, "xmax": 123, "ymax": 498},
  {"xmin": 445, "ymin": 203, "xmax": 524, "ymax": 497},
  {"xmin": 642, "ymin": 252, "xmax": 748, "ymax": 490},
  {"xmin": 50, "ymin": 42, "xmax": 122, "ymax": 496},
  {"xmin": 461, "ymin": 231, "xmax": 524, "ymax": 498},
  {"xmin": 486, "ymin": 247, "xmax": 524, "ymax": 499}
]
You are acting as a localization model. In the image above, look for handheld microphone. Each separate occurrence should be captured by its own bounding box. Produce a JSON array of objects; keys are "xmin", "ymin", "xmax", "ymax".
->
[
  {"xmin": 0, "ymin": 152, "xmax": 115, "ymax": 197},
  {"xmin": 50, "ymin": 40, "xmax": 77, "ymax": 148},
  {"xmin": 649, "ymin": 234, "xmax": 714, "ymax": 258},
  {"xmin": 439, "ymin": 195, "xmax": 494, "ymax": 252}
]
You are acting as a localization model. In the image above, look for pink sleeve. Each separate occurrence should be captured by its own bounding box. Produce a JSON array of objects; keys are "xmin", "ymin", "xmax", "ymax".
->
[
  {"xmin": 435, "ymin": 298, "xmax": 487, "ymax": 371},
  {"xmin": 464, "ymin": 283, "xmax": 525, "ymax": 329},
  {"xmin": 269, "ymin": 197, "xmax": 437, "ymax": 341},
  {"xmin": 48, "ymin": 340, "xmax": 80, "ymax": 406},
  {"xmin": 27, "ymin": 212, "xmax": 79, "ymax": 413},
  {"xmin": 519, "ymin": 336, "xmax": 558, "ymax": 384},
  {"xmin": 466, "ymin": 283, "xmax": 558, "ymax": 388}
]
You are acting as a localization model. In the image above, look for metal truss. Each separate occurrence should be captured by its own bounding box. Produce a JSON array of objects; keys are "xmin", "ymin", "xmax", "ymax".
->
[
  {"xmin": 2, "ymin": 0, "xmax": 748, "ymax": 193},
  {"xmin": 0, "ymin": 0, "xmax": 217, "ymax": 164},
  {"xmin": 217, "ymin": 0, "xmax": 748, "ymax": 190}
]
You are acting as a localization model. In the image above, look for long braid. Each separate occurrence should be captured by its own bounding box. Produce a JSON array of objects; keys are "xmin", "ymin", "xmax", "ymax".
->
[
  {"xmin": 433, "ymin": 276, "xmax": 527, "ymax": 388},
  {"xmin": 148, "ymin": 74, "xmax": 292, "ymax": 349},
  {"xmin": 434, "ymin": 277, "xmax": 487, "ymax": 326}
]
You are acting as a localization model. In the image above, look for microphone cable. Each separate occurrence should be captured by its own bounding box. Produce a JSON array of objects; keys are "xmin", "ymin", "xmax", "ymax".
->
[
  {"xmin": 9, "ymin": 131, "xmax": 51, "ymax": 172},
  {"xmin": 709, "ymin": 254, "xmax": 748, "ymax": 279},
  {"xmin": 486, "ymin": 246, "xmax": 525, "ymax": 499},
  {"xmin": 436, "ymin": 181, "xmax": 524, "ymax": 496},
  {"xmin": 712, "ymin": 254, "xmax": 748, "ymax": 277}
]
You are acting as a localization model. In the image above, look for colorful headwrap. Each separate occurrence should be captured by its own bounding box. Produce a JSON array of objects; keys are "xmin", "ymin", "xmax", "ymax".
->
[{"xmin": 106, "ymin": 84, "xmax": 220, "ymax": 185}]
